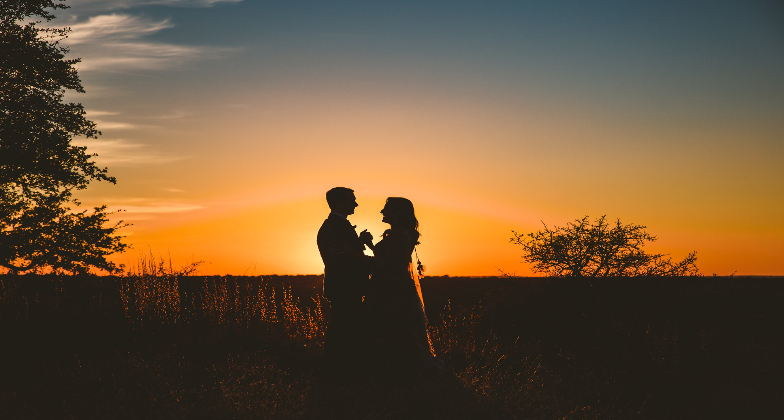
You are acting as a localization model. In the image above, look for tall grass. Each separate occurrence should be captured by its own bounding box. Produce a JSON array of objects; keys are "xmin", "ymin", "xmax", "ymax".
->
[
  {"xmin": 4, "ymin": 273, "xmax": 779, "ymax": 419},
  {"xmin": 119, "ymin": 252, "xmax": 186, "ymax": 325},
  {"xmin": 117, "ymin": 253, "xmax": 325, "ymax": 344},
  {"xmin": 0, "ymin": 274, "xmax": 69, "ymax": 322},
  {"xmin": 280, "ymin": 287, "xmax": 326, "ymax": 343},
  {"xmin": 199, "ymin": 276, "xmax": 279, "ymax": 328}
]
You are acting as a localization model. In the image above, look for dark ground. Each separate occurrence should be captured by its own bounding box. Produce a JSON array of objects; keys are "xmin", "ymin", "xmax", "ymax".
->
[{"xmin": 1, "ymin": 275, "xmax": 783, "ymax": 419}]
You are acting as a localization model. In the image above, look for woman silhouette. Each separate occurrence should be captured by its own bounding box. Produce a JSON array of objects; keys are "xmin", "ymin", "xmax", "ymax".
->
[{"xmin": 362, "ymin": 197, "xmax": 444, "ymax": 378}]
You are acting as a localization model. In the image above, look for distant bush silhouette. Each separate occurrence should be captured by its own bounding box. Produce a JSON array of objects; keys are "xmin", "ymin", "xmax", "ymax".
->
[
  {"xmin": 511, "ymin": 215, "xmax": 699, "ymax": 277},
  {"xmin": 0, "ymin": 1, "xmax": 127, "ymax": 274}
]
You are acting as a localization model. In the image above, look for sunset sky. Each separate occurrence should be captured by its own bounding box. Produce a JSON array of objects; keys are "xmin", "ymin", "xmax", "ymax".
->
[{"xmin": 52, "ymin": 0, "xmax": 783, "ymax": 276}]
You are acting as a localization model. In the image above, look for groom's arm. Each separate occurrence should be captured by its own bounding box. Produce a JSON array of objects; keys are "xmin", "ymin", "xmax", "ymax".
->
[
  {"xmin": 317, "ymin": 219, "xmax": 344, "ymax": 267},
  {"xmin": 318, "ymin": 220, "xmax": 367, "ymax": 265}
]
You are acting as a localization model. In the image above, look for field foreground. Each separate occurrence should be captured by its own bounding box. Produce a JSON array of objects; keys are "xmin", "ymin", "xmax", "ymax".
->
[{"xmin": 1, "ymin": 275, "xmax": 783, "ymax": 419}]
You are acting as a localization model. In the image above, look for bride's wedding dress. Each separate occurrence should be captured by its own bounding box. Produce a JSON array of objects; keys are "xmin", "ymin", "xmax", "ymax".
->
[{"xmin": 364, "ymin": 228, "xmax": 444, "ymax": 376}]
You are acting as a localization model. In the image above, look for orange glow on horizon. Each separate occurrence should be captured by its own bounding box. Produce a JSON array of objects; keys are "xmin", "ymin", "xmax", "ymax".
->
[{"xmin": 107, "ymin": 191, "xmax": 784, "ymax": 277}]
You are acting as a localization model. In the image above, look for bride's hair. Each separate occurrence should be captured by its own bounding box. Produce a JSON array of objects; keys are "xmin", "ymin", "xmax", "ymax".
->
[{"xmin": 384, "ymin": 197, "xmax": 420, "ymax": 246}]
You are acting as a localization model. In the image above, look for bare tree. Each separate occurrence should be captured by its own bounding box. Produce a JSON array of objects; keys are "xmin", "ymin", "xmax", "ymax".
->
[{"xmin": 511, "ymin": 216, "xmax": 699, "ymax": 277}]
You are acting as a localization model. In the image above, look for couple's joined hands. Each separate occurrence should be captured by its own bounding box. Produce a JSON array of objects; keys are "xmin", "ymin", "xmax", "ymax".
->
[
  {"xmin": 328, "ymin": 230, "xmax": 373, "ymax": 257},
  {"xmin": 359, "ymin": 229, "xmax": 374, "ymax": 249}
]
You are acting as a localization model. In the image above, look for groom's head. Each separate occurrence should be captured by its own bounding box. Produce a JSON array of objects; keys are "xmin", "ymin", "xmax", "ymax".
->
[{"xmin": 326, "ymin": 187, "xmax": 358, "ymax": 216}]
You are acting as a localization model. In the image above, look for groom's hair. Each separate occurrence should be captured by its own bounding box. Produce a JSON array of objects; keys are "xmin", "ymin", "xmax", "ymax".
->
[{"xmin": 326, "ymin": 187, "xmax": 354, "ymax": 209}]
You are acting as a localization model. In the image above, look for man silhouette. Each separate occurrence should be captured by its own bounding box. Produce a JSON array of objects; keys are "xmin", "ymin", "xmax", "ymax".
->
[{"xmin": 317, "ymin": 187, "xmax": 373, "ymax": 372}]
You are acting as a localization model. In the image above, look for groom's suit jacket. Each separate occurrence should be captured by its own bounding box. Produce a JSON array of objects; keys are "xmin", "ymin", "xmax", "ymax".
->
[{"xmin": 317, "ymin": 213, "xmax": 370, "ymax": 302}]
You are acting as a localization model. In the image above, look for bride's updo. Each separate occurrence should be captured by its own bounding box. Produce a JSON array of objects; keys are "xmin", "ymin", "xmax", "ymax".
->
[{"xmin": 384, "ymin": 197, "xmax": 420, "ymax": 246}]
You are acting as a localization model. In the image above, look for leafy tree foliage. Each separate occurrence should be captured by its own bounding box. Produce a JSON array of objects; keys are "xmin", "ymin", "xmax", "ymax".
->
[
  {"xmin": 511, "ymin": 216, "xmax": 699, "ymax": 277},
  {"xmin": 1, "ymin": 0, "xmax": 127, "ymax": 274}
]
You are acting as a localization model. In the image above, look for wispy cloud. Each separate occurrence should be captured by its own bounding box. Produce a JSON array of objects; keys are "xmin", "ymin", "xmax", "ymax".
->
[
  {"xmin": 155, "ymin": 110, "xmax": 191, "ymax": 120},
  {"xmin": 68, "ymin": 0, "xmax": 242, "ymax": 12},
  {"xmin": 85, "ymin": 110, "xmax": 121, "ymax": 117},
  {"xmin": 86, "ymin": 110, "xmax": 154, "ymax": 130},
  {"xmin": 74, "ymin": 138, "xmax": 190, "ymax": 165},
  {"xmin": 92, "ymin": 119, "xmax": 140, "ymax": 130},
  {"xmin": 51, "ymin": 13, "xmax": 216, "ymax": 72},
  {"xmin": 82, "ymin": 197, "xmax": 203, "ymax": 220},
  {"xmin": 119, "ymin": 203, "xmax": 204, "ymax": 214},
  {"xmin": 103, "ymin": 196, "xmax": 203, "ymax": 213},
  {"xmin": 65, "ymin": 14, "xmax": 173, "ymax": 44},
  {"xmin": 104, "ymin": 201, "xmax": 203, "ymax": 221}
]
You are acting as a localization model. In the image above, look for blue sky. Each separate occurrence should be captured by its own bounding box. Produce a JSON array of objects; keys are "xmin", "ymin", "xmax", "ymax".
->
[{"xmin": 46, "ymin": 0, "xmax": 784, "ymax": 275}]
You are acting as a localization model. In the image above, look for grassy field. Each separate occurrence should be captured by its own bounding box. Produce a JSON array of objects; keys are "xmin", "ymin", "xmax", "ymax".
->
[{"xmin": 1, "ymin": 273, "xmax": 782, "ymax": 419}]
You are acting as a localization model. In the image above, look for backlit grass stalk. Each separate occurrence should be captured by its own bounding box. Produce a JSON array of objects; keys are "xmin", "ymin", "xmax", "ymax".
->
[
  {"xmin": 200, "ymin": 277, "xmax": 278, "ymax": 328},
  {"xmin": 280, "ymin": 286, "xmax": 326, "ymax": 343},
  {"xmin": 119, "ymin": 252, "xmax": 195, "ymax": 326}
]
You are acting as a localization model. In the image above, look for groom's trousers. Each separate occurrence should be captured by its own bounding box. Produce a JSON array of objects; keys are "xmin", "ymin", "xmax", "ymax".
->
[{"xmin": 324, "ymin": 297, "xmax": 365, "ymax": 372}]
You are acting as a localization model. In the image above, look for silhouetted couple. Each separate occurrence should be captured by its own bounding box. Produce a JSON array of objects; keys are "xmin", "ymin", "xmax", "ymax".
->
[{"xmin": 317, "ymin": 187, "xmax": 444, "ymax": 384}]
